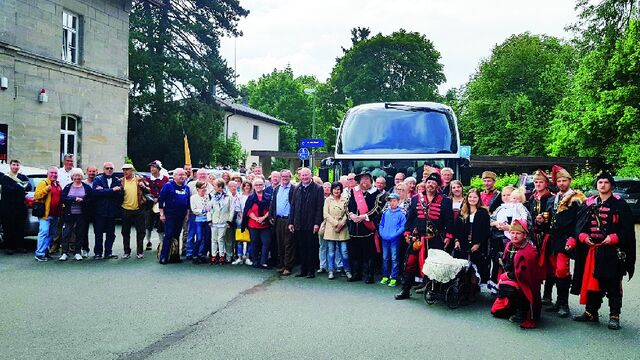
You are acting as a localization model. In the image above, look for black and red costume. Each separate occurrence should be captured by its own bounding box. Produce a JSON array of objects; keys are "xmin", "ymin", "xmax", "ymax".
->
[
  {"xmin": 347, "ymin": 185, "xmax": 383, "ymax": 283},
  {"xmin": 572, "ymin": 194, "xmax": 636, "ymax": 320},
  {"xmin": 452, "ymin": 207, "xmax": 491, "ymax": 283},
  {"xmin": 527, "ymin": 187, "xmax": 554, "ymax": 300},
  {"xmin": 491, "ymin": 239, "xmax": 542, "ymax": 329}
]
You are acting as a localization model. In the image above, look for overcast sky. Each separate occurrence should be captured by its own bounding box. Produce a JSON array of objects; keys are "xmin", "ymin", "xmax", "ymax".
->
[{"xmin": 220, "ymin": 0, "xmax": 578, "ymax": 93}]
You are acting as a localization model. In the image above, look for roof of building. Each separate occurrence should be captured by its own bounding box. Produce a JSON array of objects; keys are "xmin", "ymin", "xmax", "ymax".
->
[{"xmin": 216, "ymin": 98, "xmax": 287, "ymax": 126}]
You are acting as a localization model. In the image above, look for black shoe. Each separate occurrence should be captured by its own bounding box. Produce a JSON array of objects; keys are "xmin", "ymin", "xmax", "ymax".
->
[
  {"xmin": 145, "ymin": 242, "xmax": 152, "ymax": 251},
  {"xmin": 93, "ymin": 255, "xmax": 104, "ymax": 260},
  {"xmin": 541, "ymin": 297, "xmax": 553, "ymax": 306},
  {"xmin": 159, "ymin": 258, "xmax": 168, "ymax": 265},
  {"xmin": 608, "ymin": 316, "xmax": 621, "ymax": 330},
  {"xmin": 364, "ymin": 277, "xmax": 374, "ymax": 284},
  {"xmin": 573, "ymin": 311, "xmax": 599, "ymax": 323},
  {"xmin": 509, "ymin": 312, "xmax": 524, "ymax": 324},
  {"xmin": 306, "ymin": 273, "xmax": 316, "ymax": 278},
  {"xmin": 105, "ymin": 254, "xmax": 119, "ymax": 259},
  {"xmin": 558, "ymin": 304, "xmax": 571, "ymax": 318},
  {"xmin": 186, "ymin": 255, "xmax": 193, "ymax": 261},
  {"xmin": 545, "ymin": 303, "xmax": 560, "ymax": 312},
  {"xmin": 295, "ymin": 273, "xmax": 308, "ymax": 278},
  {"xmin": 5, "ymin": 249, "xmax": 15, "ymax": 255},
  {"xmin": 395, "ymin": 290, "xmax": 411, "ymax": 300}
]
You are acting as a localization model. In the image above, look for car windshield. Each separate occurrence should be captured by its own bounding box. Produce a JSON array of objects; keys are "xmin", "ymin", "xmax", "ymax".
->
[{"xmin": 338, "ymin": 107, "xmax": 457, "ymax": 154}]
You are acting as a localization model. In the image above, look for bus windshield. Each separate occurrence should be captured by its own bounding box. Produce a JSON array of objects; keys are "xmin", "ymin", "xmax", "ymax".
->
[{"xmin": 338, "ymin": 106, "xmax": 457, "ymax": 155}]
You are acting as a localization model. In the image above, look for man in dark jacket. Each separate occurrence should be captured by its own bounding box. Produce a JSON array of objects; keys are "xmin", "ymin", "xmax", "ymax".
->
[
  {"xmin": 0, "ymin": 160, "xmax": 32, "ymax": 254},
  {"xmin": 270, "ymin": 169, "xmax": 296, "ymax": 275},
  {"xmin": 572, "ymin": 171, "xmax": 635, "ymax": 330},
  {"xmin": 92, "ymin": 162, "xmax": 123, "ymax": 259},
  {"xmin": 289, "ymin": 167, "xmax": 324, "ymax": 278}
]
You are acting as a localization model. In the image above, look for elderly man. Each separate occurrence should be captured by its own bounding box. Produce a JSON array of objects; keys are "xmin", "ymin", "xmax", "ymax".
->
[
  {"xmin": 270, "ymin": 169, "xmax": 296, "ymax": 275},
  {"xmin": 0, "ymin": 160, "xmax": 32, "ymax": 254},
  {"xmin": 441, "ymin": 167, "xmax": 454, "ymax": 196},
  {"xmin": 158, "ymin": 168, "xmax": 190, "ymax": 264},
  {"xmin": 347, "ymin": 172, "xmax": 384, "ymax": 283},
  {"xmin": 342, "ymin": 172, "xmax": 357, "ymax": 200},
  {"xmin": 144, "ymin": 160, "xmax": 168, "ymax": 251},
  {"xmin": 265, "ymin": 171, "xmax": 281, "ymax": 198},
  {"xmin": 289, "ymin": 167, "xmax": 324, "ymax": 278},
  {"xmin": 183, "ymin": 169, "xmax": 213, "ymax": 259},
  {"xmin": 120, "ymin": 164, "xmax": 149, "ymax": 259},
  {"xmin": 390, "ymin": 172, "xmax": 405, "ymax": 194},
  {"xmin": 572, "ymin": 171, "xmax": 636, "ymax": 330},
  {"xmin": 92, "ymin": 162, "xmax": 123, "ymax": 260},
  {"xmin": 252, "ymin": 166, "xmax": 263, "ymax": 177}
]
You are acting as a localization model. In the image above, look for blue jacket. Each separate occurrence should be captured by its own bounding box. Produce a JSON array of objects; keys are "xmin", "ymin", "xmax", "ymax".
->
[
  {"xmin": 159, "ymin": 180, "xmax": 190, "ymax": 218},
  {"xmin": 379, "ymin": 207, "xmax": 407, "ymax": 241},
  {"xmin": 92, "ymin": 174, "xmax": 123, "ymax": 217}
]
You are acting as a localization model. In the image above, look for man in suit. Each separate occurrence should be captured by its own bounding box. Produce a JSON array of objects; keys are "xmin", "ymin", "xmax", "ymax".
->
[
  {"xmin": 270, "ymin": 169, "xmax": 296, "ymax": 275},
  {"xmin": 92, "ymin": 162, "xmax": 123, "ymax": 259}
]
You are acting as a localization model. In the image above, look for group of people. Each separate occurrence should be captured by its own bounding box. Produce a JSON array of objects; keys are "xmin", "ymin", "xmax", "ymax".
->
[{"xmin": 0, "ymin": 157, "xmax": 635, "ymax": 331}]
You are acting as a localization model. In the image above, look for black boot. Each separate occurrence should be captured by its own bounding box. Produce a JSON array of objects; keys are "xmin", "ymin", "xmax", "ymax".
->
[
  {"xmin": 395, "ymin": 275, "xmax": 413, "ymax": 300},
  {"xmin": 555, "ymin": 277, "xmax": 571, "ymax": 318},
  {"xmin": 542, "ymin": 276, "xmax": 555, "ymax": 306}
]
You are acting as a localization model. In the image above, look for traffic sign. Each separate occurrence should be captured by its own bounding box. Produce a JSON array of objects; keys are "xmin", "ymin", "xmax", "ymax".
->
[
  {"xmin": 297, "ymin": 147, "xmax": 310, "ymax": 160},
  {"xmin": 460, "ymin": 145, "xmax": 471, "ymax": 159},
  {"xmin": 300, "ymin": 138, "xmax": 325, "ymax": 148}
]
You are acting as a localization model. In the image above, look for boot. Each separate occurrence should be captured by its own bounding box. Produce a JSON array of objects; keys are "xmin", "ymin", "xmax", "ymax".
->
[
  {"xmin": 555, "ymin": 277, "xmax": 571, "ymax": 318},
  {"xmin": 395, "ymin": 275, "xmax": 413, "ymax": 300},
  {"xmin": 542, "ymin": 277, "xmax": 555, "ymax": 306}
]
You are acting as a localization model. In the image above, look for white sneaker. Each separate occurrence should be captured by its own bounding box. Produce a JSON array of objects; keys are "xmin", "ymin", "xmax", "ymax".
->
[
  {"xmin": 244, "ymin": 258, "xmax": 253, "ymax": 266},
  {"xmin": 74, "ymin": 254, "xmax": 83, "ymax": 261},
  {"xmin": 232, "ymin": 258, "xmax": 243, "ymax": 265},
  {"xmin": 81, "ymin": 250, "xmax": 89, "ymax": 258},
  {"xmin": 136, "ymin": 253, "xmax": 144, "ymax": 259},
  {"xmin": 59, "ymin": 253, "xmax": 68, "ymax": 261}
]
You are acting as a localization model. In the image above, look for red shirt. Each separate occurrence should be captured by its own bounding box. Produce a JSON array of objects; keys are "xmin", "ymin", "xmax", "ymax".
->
[
  {"xmin": 247, "ymin": 195, "xmax": 269, "ymax": 229},
  {"xmin": 49, "ymin": 184, "xmax": 62, "ymax": 217}
]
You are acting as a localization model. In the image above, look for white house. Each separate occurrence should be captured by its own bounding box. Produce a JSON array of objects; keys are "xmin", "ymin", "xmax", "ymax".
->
[{"xmin": 216, "ymin": 98, "xmax": 286, "ymax": 167}]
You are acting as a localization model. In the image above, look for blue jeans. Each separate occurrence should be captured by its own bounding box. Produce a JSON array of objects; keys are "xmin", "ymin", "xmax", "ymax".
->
[
  {"xmin": 36, "ymin": 217, "xmax": 59, "ymax": 256},
  {"xmin": 319, "ymin": 234, "xmax": 328, "ymax": 270},
  {"xmin": 185, "ymin": 214, "xmax": 197, "ymax": 257},
  {"xmin": 237, "ymin": 242, "xmax": 250, "ymax": 257},
  {"xmin": 327, "ymin": 241, "xmax": 350, "ymax": 273},
  {"xmin": 248, "ymin": 227, "xmax": 271, "ymax": 266},
  {"xmin": 381, "ymin": 238, "xmax": 400, "ymax": 279},
  {"xmin": 194, "ymin": 221, "xmax": 210, "ymax": 258}
]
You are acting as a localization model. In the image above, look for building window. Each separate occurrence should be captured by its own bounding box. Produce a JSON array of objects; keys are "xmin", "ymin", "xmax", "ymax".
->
[
  {"xmin": 60, "ymin": 115, "xmax": 79, "ymax": 166},
  {"xmin": 253, "ymin": 125, "xmax": 259, "ymax": 140},
  {"xmin": 62, "ymin": 11, "xmax": 79, "ymax": 64}
]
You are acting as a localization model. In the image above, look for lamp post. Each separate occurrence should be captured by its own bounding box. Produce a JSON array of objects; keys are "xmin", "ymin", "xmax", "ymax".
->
[{"xmin": 304, "ymin": 88, "xmax": 317, "ymax": 169}]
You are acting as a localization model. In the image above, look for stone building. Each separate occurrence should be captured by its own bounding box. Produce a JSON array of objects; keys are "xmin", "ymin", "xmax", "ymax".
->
[{"xmin": 0, "ymin": 0, "xmax": 130, "ymax": 169}]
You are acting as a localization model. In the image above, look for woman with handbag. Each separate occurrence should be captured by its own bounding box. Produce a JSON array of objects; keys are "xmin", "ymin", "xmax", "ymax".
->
[
  {"xmin": 60, "ymin": 168, "xmax": 93, "ymax": 261},
  {"xmin": 33, "ymin": 167, "xmax": 63, "ymax": 262}
]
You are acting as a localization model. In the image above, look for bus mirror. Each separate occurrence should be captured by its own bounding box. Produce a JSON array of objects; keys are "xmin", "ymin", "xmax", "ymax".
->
[{"xmin": 321, "ymin": 157, "xmax": 334, "ymax": 168}]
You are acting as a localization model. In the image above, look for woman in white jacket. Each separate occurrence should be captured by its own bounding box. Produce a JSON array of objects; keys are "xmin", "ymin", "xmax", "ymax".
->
[
  {"xmin": 209, "ymin": 179, "xmax": 234, "ymax": 264},
  {"xmin": 190, "ymin": 181, "xmax": 211, "ymax": 264}
]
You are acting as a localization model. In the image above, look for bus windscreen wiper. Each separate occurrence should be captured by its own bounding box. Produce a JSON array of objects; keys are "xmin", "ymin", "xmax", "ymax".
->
[{"xmin": 384, "ymin": 103, "xmax": 447, "ymax": 114}]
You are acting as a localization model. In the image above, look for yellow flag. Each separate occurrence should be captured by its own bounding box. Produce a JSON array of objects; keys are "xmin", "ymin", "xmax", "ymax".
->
[{"xmin": 184, "ymin": 134, "xmax": 192, "ymax": 166}]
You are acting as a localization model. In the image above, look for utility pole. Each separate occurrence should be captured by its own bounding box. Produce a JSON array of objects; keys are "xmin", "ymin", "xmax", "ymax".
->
[{"xmin": 304, "ymin": 88, "xmax": 317, "ymax": 171}]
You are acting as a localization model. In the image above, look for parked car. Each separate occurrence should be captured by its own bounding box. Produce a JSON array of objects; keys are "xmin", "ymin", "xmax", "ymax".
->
[
  {"xmin": 611, "ymin": 178, "xmax": 640, "ymax": 221},
  {"xmin": 0, "ymin": 164, "xmax": 48, "ymax": 243}
]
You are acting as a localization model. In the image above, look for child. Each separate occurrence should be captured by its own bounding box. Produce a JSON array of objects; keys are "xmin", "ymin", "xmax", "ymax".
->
[
  {"xmin": 190, "ymin": 181, "xmax": 211, "ymax": 264},
  {"xmin": 209, "ymin": 179, "xmax": 234, "ymax": 265},
  {"xmin": 378, "ymin": 193, "xmax": 407, "ymax": 287}
]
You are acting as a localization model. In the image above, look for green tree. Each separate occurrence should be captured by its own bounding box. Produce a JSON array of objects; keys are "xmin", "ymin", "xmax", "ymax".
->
[
  {"xmin": 329, "ymin": 28, "xmax": 446, "ymax": 106},
  {"xmin": 567, "ymin": 0, "xmax": 637, "ymax": 53},
  {"xmin": 459, "ymin": 33, "xmax": 576, "ymax": 155},
  {"xmin": 548, "ymin": 19, "xmax": 640, "ymax": 176},
  {"xmin": 128, "ymin": 0, "xmax": 248, "ymax": 168},
  {"xmin": 211, "ymin": 132, "xmax": 247, "ymax": 167}
]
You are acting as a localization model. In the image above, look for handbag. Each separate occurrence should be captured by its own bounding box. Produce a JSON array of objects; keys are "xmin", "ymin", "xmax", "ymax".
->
[{"xmin": 32, "ymin": 202, "xmax": 46, "ymax": 218}]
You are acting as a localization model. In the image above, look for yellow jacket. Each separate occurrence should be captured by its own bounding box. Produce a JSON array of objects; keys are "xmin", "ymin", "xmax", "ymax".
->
[{"xmin": 34, "ymin": 179, "xmax": 61, "ymax": 219}]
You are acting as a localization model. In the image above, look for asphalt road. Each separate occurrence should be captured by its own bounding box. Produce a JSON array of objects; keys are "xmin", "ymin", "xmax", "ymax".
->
[{"xmin": 1, "ymin": 226, "xmax": 639, "ymax": 360}]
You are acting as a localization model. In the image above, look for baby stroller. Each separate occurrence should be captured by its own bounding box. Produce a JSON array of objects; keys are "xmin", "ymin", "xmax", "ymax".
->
[{"xmin": 421, "ymin": 249, "xmax": 479, "ymax": 309}]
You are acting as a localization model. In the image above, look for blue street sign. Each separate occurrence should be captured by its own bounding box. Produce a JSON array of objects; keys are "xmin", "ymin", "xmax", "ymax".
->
[
  {"xmin": 460, "ymin": 145, "xmax": 471, "ymax": 159},
  {"xmin": 300, "ymin": 138, "xmax": 325, "ymax": 148},
  {"xmin": 297, "ymin": 147, "xmax": 310, "ymax": 161}
]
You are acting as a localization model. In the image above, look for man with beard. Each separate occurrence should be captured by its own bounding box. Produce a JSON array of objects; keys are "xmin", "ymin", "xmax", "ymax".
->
[
  {"xmin": 572, "ymin": 171, "xmax": 635, "ymax": 330},
  {"xmin": 395, "ymin": 172, "xmax": 454, "ymax": 300},
  {"xmin": 347, "ymin": 172, "xmax": 383, "ymax": 283},
  {"xmin": 527, "ymin": 170, "xmax": 555, "ymax": 305},
  {"xmin": 542, "ymin": 165, "xmax": 586, "ymax": 318}
]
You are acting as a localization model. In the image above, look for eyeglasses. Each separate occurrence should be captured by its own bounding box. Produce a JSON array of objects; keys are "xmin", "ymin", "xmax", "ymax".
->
[
  {"xmin": 104, "ymin": 167, "xmax": 114, "ymax": 170},
  {"xmin": 347, "ymin": 178, "xmax": 355, "ymax": 181}
]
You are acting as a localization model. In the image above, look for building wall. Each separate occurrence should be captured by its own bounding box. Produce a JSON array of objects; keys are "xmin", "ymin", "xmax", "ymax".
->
[
  {"xmin": 0, "ymin": 0, "xmax": 129, "ymax": 169},
  {"xmin": 225, "ymin": 112, "xmax": 280, "ymax": 167}
]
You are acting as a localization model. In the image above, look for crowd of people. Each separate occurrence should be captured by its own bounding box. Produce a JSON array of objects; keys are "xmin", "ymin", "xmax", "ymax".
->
[{"xmin": 0, "ymin": 156, "xmax": 635, "ymax": 331}]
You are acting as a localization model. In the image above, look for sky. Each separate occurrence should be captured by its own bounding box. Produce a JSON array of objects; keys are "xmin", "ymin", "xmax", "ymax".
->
[{"xmin": 220, "ymin": 0, "xmax": 579, "ymax": 93}]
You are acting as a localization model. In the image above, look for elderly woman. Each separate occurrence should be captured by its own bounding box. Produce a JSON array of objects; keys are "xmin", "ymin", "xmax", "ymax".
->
[
  {"xmin": 60, "ymin": 168, "xmax": 93, "ymax": 261},
  {"xmin": 241, "ymin": 178, "xmax": 272, "ymax": 268},
  {"xmin": 404, "ymin": 177, "xmax": 417, "ymax": 198},
  {"xmin": 34, "ymin": 166, "xmax": 63, "ymax": 262},
  {"xmin": 318, "ymin": 182, "xmax": 333, "ymax": 273},
  {"xmin": 323, "ymin": 182, "xmax": 351, "ymax": 280}
]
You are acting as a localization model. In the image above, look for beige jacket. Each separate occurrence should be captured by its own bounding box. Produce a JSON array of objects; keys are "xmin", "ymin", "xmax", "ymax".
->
[{"xmin": 322, "ymin": 196, "xmax": 349, "ymax": 241}]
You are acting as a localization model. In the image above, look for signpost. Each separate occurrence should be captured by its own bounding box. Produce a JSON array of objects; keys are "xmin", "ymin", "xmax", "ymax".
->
[
  {"xmin": 460, "ymin": 145, "xmax": 471, "ymax": 159},
  {"xmin": 297, "ymin": 147, "xmax": 310, "ymax": 162},
  {"xmin": 300, "ymin": 138, "xmax": 325, "ymax": 148}
]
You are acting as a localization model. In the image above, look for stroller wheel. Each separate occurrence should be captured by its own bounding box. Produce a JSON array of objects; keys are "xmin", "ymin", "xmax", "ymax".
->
[
  {"xmin": 423, "ymin": 280, "xmax": 436, "ymax": 305},
  {"xmin": 445, "ymin": 284, "xmax": 460, "ymax": 309}
]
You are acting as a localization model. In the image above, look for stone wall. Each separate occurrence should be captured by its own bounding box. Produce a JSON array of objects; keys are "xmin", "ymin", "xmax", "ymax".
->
[{"xmin": 0, "ymin": 0, "xmax": 129, "ymax": 169}]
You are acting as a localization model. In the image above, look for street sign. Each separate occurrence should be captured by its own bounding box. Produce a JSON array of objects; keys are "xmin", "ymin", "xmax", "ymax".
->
[
  {"xmin": 300, "ymin": 138, "xmax": 325, "ymax": 148},
  {"xmin": 460, "ymin": 145, "xmax": 471, "ymax": 159},
  {"xmin": 297, "ymin": 147, "xmax": 310, "ymax": 160}
]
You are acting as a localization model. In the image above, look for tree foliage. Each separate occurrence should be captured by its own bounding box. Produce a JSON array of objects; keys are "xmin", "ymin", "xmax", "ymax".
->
[
  {"xmin": 459, "ymin": 33, "xmax": 576, "ymax": 156},
  {"xmin": 128, "ymin": 0, "xmax": 248, "ymax": 169},
  {"xmin": 211, "ymin": 132, "xmax": 246, "ymax": 166}
]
